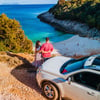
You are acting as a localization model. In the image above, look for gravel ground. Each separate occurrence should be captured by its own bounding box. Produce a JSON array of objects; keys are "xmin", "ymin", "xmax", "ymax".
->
[{"xmin": 0, "ymin": 61, "xmax": 47, "ymax": 100}]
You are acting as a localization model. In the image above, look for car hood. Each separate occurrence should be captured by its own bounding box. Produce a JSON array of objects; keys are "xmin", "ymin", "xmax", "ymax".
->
[{"xmin": 42, "ymin": 56, "xmax": 72, "ymax": 77}]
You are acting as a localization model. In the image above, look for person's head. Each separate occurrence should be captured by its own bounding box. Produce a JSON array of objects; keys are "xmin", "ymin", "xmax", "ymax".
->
[
  {"xmin": 35, "ymin": 40, "xmax": 41, "ymax": 48},
  {"xmin": 46, "ymin": 37, "xmax": 49, "ymax": 43}
]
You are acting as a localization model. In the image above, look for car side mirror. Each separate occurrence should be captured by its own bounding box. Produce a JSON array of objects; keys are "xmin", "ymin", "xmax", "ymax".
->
[{"xmin": 68, "ymin": 77, "xmax": 72, "ymax": 85}]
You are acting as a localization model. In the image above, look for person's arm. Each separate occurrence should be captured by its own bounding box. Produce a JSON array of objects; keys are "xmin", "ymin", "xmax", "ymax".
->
[
  {"xmin": 36, "ymin": 50, "xmax": 41, "ymax": 53},
  {"xmin": 40, "ymin": 44, "xmax": 44, "ymax": 53},
  {"xmin": 42, "ymin": 50, "xmax": 51, "ymax": 53},
  {"xmin": 34, "ymin": 48, "xmax": 37, "ymax": 61},
  {"xmin": 35, "ymin": 48, "xmax": 41, "ymax": 60},
  {"xmin": 50, "ymin": 44, "xmax": 54, "ymax": 52},
  {"xmin": 36, "ymin": 46, "xmax": 42, "ymax": 53}
]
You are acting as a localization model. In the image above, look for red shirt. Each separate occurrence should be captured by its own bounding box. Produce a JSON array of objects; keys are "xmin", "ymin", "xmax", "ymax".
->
[{"xmin": 40, "ymin": 42, "xmax": 53, "ymax": 58}]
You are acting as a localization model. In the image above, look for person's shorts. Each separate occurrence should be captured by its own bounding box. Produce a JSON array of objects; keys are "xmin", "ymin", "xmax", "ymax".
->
[{"xmin": 43, "ymin": 57, "xmax": 50, "ymax": 62}]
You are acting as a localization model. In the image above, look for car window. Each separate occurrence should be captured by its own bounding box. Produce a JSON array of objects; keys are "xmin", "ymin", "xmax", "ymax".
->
[
  {"xmin": 65, "ymin": 61, "xmax": 84, "ymax": 72},
  {"xmin": 72, "ymin": 72, "xmax": 100, "ymax": 91},
  {"xmin": 92, "ymin": 57, "xmax": 100, "ymax": 66},
  {"xmin": 60, "ymin": 57, "xmax": 88, "ymax": 74},
  {"xmin": 61, "ymin": 59, "xmax": 87, "ymax": 74}
]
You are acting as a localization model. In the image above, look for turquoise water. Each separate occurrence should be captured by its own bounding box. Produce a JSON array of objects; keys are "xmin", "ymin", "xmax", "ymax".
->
[{"xmin": 0, "ymin": 4, "xmax": 73, "ymax": 44}]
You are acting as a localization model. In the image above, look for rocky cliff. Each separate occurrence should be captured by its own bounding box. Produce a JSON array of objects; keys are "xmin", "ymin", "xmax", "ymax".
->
[{"xmin": 38, "ymin": 12, "xmax": 100, "ymax": 40}]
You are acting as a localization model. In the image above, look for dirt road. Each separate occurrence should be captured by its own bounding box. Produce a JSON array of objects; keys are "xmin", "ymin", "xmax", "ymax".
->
[{"xmin": 0, "ymin": 52, "xmax": 47, "ymax": 100}]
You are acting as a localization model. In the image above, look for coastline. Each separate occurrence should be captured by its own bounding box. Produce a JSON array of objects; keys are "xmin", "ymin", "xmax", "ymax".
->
[
  {"xmin": 38, "ymin": 12, "xmax": 100, "ymax": 40},
  {"xmin": 38, "ymin": 11, "xmax": 100, "ymax": 57}
]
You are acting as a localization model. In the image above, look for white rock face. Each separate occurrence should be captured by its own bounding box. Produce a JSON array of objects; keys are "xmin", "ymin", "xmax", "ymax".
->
[
  {"xmin": 39, "ymin": 12, "xmax": 100, "ymax": 40},
  {"xmin": 53, "ymin": 35, "xmax": 100, "ymax": 56}
]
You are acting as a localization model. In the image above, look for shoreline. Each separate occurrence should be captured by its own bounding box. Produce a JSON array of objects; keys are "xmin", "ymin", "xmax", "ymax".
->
[
  {"xmin": 38, "ymin": 11, "xmax": 100, "ymax": 57},
  {"xmin": 38, "ymin": 12, "xmax": 100, "ymax": 40}
]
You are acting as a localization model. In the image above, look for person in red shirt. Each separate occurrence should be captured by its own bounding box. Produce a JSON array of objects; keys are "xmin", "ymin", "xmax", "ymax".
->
[{"xmin": 40, "ymin": 37, "xmax": 53, "ymax": 61}]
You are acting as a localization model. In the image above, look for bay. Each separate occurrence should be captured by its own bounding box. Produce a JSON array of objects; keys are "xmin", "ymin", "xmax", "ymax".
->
[{"xmin": 0, "ymin": 4, "xmax": 73, "ymax": 44}]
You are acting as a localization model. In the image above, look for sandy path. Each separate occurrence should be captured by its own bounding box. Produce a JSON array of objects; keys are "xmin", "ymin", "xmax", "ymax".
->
[{"xmin": 0, "ymin": 63, "xmax": 47, "ymax": 100}]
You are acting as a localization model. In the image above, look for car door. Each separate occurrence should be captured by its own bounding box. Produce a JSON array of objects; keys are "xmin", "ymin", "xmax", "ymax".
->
[{"xmin": 63, "ymin": 71, "xmax": 100, "ymax": 100}]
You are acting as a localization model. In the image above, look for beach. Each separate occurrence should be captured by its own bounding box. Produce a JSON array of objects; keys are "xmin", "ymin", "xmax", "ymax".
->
[{"xmin": 53, "ymin": 35, "xmax": 100, "ymax": 58}]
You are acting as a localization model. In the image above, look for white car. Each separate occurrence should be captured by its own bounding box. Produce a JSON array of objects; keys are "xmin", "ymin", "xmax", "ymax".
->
[{"xmin": 36, "ymin": 55, "xmax": 100, "ymax": 100}]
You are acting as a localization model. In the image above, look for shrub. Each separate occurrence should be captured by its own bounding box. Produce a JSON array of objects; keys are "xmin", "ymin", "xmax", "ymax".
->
[{"xmin": 0, "ymin": 14, "xmax": 33, "ymax": 53}]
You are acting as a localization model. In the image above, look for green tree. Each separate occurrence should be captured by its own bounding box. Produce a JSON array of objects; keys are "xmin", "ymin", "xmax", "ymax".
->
[
  {"xmin": 50, "ymin": 0, "xmax": 100, "ymax": 30},
  {"xmin": 0, "ymin": 14, "xmax": 33, "ymax": 53}
]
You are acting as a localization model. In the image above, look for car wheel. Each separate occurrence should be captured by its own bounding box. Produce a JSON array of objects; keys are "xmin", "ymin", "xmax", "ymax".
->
[{"xmin": 42, "ymin": 82, "xmax": 60, "ymax": 100}]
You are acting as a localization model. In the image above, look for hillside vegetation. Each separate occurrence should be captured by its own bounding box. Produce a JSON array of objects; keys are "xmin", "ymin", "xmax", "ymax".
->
[
  {"xmin": 49, "ymin": 0, "xmax": 100, "ymax": 30},
  {"xmin": 0, "ymin": 14, "xmax": 33, "ymax": 53}
]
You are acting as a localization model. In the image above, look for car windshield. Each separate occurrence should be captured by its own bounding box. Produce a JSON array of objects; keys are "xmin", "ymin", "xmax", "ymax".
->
[
  {"xmin": 86, "ymin": 56, "xmax": 100, "ymax": 70},
  {"xmin": 92, "ymin": 57, "xmax": 100, "ymax": 66},
  {"xmin": 61, "ymin": 57, "xmax": 88, "ymax": 74}
]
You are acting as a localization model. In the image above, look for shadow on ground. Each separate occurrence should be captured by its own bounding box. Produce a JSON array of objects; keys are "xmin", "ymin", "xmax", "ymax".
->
[
  {"xmin": 8, "ymin": 52, "xmax": 43, "ymax": 95},
  {"xmin": 9, "ymin": 52, "xmax": 70, "ymax": 100}
]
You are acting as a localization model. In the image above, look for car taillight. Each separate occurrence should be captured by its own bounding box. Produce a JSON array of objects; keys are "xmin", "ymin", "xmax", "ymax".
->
[{"xmin": 62, "ymin": 69, "xmax": 68, "ymax": 73}]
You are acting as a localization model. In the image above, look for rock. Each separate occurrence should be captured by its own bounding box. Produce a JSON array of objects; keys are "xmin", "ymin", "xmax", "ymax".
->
[{"xmin": 38, "ymin": 12, "xmax": 100, "ymax": 40}]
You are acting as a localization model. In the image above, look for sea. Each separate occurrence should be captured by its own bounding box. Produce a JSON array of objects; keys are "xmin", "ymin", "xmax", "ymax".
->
[{"xmin": 0, "ymin": 4, "xmax": 73, "ymax": 44}]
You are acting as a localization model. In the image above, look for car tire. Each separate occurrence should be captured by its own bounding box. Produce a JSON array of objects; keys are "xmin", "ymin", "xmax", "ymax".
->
[{"xmin": 42, "ymin": 82, "xmax": 60, "ymax": 100}]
